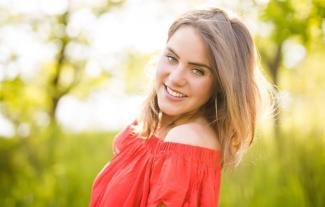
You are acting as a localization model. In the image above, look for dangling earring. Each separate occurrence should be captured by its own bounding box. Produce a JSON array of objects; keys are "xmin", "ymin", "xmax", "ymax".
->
[{"xmin": 215, "ymin": 97, "xmax": 218, "ymax": 118}]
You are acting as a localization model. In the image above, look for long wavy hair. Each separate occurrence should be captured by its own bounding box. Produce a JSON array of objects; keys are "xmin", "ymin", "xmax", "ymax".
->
[{"xmin": 135, "ymin": 8, "xmax": 274, "ymax": 167}]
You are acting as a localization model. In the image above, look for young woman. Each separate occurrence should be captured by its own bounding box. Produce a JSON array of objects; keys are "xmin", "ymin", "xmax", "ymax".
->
[{"xmin": 89, "ymin": 8, "xmax": 272, "ymax": 207}]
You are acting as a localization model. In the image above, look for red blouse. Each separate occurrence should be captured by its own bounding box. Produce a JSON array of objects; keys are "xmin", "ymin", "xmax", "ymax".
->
[{"xmin": 89, "ymin": 121, "xmax": 223, "ymax": 207}]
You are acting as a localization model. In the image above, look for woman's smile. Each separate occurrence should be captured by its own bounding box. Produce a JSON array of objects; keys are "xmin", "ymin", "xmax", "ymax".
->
[
  {"xmin": 164, "ymin": 84, "xmax": 187, "ymax": 99},
  {"xmin": 155, "ymin": 26, "xmax": 214, "ymax": 117}
]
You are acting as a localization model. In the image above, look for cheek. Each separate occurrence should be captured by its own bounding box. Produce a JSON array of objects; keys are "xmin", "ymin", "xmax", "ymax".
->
[
  {"xmin": 155, "ymin": 61, "xmax": 169, "ymax": 82},
  {"xmin": 154, "ymin": 65, "xmax": 166, "ymax": 91},
  {"xmin": 197, "ymin": 79, "xmax": 214, "ymax": 100}
]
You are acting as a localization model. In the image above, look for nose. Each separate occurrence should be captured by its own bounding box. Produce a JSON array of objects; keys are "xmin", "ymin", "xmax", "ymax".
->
[{"xmin": 168, "ymin": 64, "xmax": 187, "ymax": 86}]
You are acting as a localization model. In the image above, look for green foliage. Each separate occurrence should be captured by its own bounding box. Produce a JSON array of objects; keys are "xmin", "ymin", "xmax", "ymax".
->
[
  {"xmin": 261, "ymin": 0, "xmax": 324, "ymax": 44},
  {"xmin": 1, "ymin": 1, "xmax": 324, "ymax": 206},
  {"xmin": 0, "ymin": 77, "xmax": 48, "ymax": 125},
  {"xmin": 0, "ymin": 0, "xmax": 125, "ymax": 135},
  {"xmin": 0, "ymin": 128, "xmax": 116, "ymax": 206},
  {"xmin": 0, "ymin": 127, "xmax": 324, "ymax": 206},
  {"xmin": 257, "ymin": 0, "xmax": 325, "ymax": 74},
  {"xmin": 220, "ymin": 128, "xmax": 325, "ymax": 207}
]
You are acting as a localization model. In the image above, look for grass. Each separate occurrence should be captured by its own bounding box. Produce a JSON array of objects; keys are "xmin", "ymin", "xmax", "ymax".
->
[{"xmin": 0, "ymin": 127, "xmax": 324, "ymax": 206}]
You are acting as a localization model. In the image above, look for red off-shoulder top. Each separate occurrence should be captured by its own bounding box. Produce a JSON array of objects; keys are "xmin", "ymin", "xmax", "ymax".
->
[{"xmin": 89, "ymin": 121, "xmax": 223, "ymax": 207}]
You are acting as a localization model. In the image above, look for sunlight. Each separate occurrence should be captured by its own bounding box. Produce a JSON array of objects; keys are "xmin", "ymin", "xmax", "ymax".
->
[
  {"xmin": 0, "ymin": 0, "xmax": 280, "ymax": 135},
  {"xmin": 283, "ymin": 40, "xmax": 306, "ymax": 69}
]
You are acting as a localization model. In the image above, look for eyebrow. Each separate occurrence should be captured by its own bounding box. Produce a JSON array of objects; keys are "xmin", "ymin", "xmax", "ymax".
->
[{"xmin": 166, "ymin": 47, "xmax": 212, "ymax": 70}]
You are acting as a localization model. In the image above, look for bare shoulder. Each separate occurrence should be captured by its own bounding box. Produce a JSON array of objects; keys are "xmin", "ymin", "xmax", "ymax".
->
[{"xmin": 164, "ymin": 119, "xmax": 221, "ymax": 150}]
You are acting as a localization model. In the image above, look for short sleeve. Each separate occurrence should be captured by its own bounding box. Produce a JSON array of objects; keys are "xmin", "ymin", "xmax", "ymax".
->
[{"xmin": 147, "ymin": 152, "xmax": 222, "ymax": 207}]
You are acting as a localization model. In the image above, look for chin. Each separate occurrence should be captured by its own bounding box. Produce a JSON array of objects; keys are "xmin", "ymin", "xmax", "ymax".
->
[{"xmin": 158, "ymin": 104, "xmax": 182, "ymax": 117}]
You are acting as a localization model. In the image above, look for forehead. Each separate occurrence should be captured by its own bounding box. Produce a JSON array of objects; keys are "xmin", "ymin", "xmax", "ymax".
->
[{"xmin": 167, "ymin": 26, "xmax": 210, "ymax": 66}]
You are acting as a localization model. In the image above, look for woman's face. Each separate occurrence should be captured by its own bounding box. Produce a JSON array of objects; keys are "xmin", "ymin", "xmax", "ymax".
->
[{"xmin": 155, "ymin": 26, "xmax": 214, "ymax": 119}]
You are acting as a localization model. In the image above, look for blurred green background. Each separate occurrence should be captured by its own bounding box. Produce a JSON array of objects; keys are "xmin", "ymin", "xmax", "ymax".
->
[{"xmin": 0, "ymin": 0, "xmax": 324, "ymax": 206}]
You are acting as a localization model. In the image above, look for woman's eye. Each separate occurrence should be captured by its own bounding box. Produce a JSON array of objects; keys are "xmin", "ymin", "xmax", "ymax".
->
[
  {"xmin": 166, "ymin": 55, "xmax": 177, "ymax": 63},
  {"xmin": 192, "ymin": 68, "xmax": 204, "ymax": 76}
]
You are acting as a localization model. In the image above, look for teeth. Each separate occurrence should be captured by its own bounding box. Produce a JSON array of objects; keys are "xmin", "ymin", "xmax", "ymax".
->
[{"xmin": 166, "ymin": 86, "xmax": 186, "ymax": 98}]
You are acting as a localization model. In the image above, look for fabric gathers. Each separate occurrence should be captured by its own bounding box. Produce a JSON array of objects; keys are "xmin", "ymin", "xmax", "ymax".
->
[{"xmin": 89, "ymin": 121, "xmax": 223, "ymax": 207}]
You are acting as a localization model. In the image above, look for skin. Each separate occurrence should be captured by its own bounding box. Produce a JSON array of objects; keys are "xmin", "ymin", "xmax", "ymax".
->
[
  {"xmin": 155, "ymin": 27, "xmax": 221, "ymax": 206},
  {"xmin": 155, "ymin": 25, "xmax": 215, "ymax": 128}
]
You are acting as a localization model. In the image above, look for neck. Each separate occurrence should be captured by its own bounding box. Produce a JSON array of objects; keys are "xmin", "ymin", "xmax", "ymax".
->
[
  {"xmin": 158, "ymin": 111, "xmax": 202, "ymax": 129},
  {"xmin": 158, "ymin": 113, "xmax": 174, "ymax": 129}
]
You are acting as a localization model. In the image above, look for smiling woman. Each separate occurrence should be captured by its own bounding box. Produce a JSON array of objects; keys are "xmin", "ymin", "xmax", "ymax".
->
[
  {"xmin": 155, "ymin": 26, "xmax": 215, "ymax": 119},
  {"xmin": 89, "ymin": 7, "xmax": 272, "ymax": 207}
]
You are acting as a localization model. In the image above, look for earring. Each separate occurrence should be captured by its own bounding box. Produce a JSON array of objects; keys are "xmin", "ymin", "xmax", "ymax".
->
[{"xmin": 215, "ymin": 97, "xmax": 218, "ymax": 117}]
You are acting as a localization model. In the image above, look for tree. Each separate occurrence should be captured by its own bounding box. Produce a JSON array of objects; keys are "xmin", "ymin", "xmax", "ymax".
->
[
  {"xmin": 256, "ymin": 0, "xmax": 325, "ymax": 151},
  {"xmin": 0, "ymin": 0, "xmax": 126, "ymax": 137}
]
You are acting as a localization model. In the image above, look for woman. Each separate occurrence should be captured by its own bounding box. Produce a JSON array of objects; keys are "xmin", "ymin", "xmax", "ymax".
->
[{"xmin": 89, "ymin": 8, "xmax": 272, "ymax": 207}]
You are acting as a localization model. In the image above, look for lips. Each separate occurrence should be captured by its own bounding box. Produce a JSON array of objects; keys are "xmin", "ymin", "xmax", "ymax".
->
[{"xmin": 164, "ymin": 84, "xmax": 187, "ymax": 98}]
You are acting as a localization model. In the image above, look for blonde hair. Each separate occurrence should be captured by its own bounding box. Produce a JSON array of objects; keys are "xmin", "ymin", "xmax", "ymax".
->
[{"xmin": 136, "ymin": 8, "xmax": 274, "ymax": 167}]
